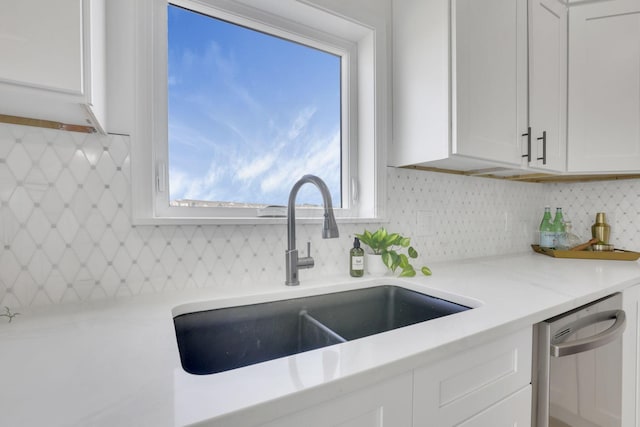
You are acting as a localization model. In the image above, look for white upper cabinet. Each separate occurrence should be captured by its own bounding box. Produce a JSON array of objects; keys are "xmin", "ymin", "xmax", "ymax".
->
[
  {"xmin": 0, "ymin": 0, "xmax": 106, "ymax": 132},
  {"xmin": 391, "ymin": 0, "xmax": 572, "ymax": 175},
  {"xmin": 528, "ymin": 0, "xmax": 567, "ymax": 172},
  {"xmin": 391, "ymin": 0, "xmax": 529, "ymax": 171},
  {"xmin": 390, "ymin": 0, "xmax": 452, "ymax": 168},
  {"xmin": 453, "ymin": 0, "xmax": 528, "ymax": 167},
  {"xmin": 0, "ymin": 0, "xmax": 83, "ymax": 93},
  {"xmin": 567, "ymin": 0, "xmax": 640, "ymax": 173}
]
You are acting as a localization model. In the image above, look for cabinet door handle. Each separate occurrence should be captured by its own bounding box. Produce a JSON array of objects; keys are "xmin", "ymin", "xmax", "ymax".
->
[
  {"xmin": 521, "ymin": 127, "xmax": 531, "ymax": 162},
  {"xmin": 537, "ymin": 131, "xmax": 547, "ymax": 165}
]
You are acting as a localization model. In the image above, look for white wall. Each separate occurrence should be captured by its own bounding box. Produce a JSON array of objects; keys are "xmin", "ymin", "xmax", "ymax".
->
[{"xmin": 0, "ymin": 123, "xmax": 549, "ymax": 308}]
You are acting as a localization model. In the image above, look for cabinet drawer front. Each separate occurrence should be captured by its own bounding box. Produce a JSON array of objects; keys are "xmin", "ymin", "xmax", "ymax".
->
[
  {"xmin": 413, "ymin": 328, "xmax": 532, "ymax": 426},
  {"xmin": 457, "ymin": 385, "xmax": 531, "ymax": 427}
]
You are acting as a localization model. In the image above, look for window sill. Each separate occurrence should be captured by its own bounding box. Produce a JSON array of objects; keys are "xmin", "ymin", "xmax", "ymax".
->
[{"xmin": 131, "ymin": 216, "xmax": 389, "ymax": 226}]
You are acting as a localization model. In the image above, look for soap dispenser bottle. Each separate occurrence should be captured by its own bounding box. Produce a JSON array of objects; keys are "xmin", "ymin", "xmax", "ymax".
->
[{"xmin": 350, "ymin": 237, "xmax": 364, "ymax": 277}]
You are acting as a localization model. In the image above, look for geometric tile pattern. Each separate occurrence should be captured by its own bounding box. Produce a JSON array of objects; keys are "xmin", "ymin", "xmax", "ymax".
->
[
  {"xmin": 386, "ymin": 168, "xmax": 546, "ymax": 261},
  {"xmin": 546, "ymin": 180, "xmax": 640, "ymax": 251},
  {"xmin": 2, "ymin": 121, "xmax": 638, "ymax": 308}
]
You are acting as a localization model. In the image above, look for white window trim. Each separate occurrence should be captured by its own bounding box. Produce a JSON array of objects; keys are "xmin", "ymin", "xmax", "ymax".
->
[{"xmin": 131, "ymin": 0, "xmax": 388, "ymax": 225}]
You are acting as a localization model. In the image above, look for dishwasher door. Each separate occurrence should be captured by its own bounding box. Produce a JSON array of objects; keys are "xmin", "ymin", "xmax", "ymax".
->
[{"xmin": 533, "ymin": 293, "xmax": 626, "ymax": 427}]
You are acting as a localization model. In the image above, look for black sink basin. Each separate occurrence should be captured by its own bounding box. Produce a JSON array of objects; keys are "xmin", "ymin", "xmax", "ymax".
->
[
  {"xmin": 308, "ymin": 285, "xmax": 469, "ymax": 341},
  {"xmin": 174, "ymin": 285, "xmax": 471, "ymax": 375}
]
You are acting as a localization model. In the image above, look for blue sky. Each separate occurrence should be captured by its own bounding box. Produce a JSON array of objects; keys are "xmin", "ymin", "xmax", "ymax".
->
[{"xmin": 167, "ymin": 5, "xmax": 342, "ymax": 207}]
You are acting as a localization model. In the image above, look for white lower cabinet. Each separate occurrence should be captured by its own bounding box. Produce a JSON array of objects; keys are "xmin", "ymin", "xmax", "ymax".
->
[
  {"xmin": 457, "ymin": 386, "xmax": 531, "ymax": 427},
  {"xmin": 259, "ymin": 373, "xmax": 413, "ymax": 427},
  {"xmin": 253, "ymin": 328, "xmax": 533, "ymax": 427},
  {"xmin": 413, "ymin": 328, "xmax": 532, "ymax": 426},
  {"xmin": 622, "ymin": 285, "xmax": 640, "ymax": 427}
]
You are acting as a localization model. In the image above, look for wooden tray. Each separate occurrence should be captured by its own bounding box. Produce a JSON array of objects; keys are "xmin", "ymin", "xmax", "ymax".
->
[{"xmin": 532, "ymin": 244, "xmax": 640, "ymax": 261}]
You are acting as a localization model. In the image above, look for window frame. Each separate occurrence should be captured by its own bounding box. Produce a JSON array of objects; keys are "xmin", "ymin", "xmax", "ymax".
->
[{"xmin": 131, "ymin": 0, "xmax": 387, "ymax": 225}]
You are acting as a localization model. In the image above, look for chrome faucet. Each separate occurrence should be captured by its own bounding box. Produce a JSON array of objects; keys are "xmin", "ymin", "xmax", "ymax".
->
[{"xmin": 285, "ymin": 175, "xmax": 339, "ymax": 286}]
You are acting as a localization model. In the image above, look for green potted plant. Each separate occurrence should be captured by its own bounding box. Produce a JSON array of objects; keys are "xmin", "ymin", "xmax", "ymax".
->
[{"xmin": 355, "ymin": 227, "xmax": 432, "ymax": 277}]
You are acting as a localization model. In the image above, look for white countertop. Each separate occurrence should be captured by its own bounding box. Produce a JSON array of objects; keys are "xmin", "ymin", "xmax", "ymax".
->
[{"xmin": 2, "ymin": 252, "xmax": 640, "ymax": 426}]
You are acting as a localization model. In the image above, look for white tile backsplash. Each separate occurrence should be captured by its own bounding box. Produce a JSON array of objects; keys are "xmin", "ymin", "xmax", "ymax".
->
[
  {"xmin": 1, "ymin": 122, "xmax": 639, "ymax": 308},
  {"xmin": 546, "ymin": 180, "xmax": 640, "ymax": 250}
]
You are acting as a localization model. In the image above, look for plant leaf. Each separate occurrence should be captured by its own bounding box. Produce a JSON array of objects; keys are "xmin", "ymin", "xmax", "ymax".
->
[
  {"xmin": 381, "ymin": 251, "xmax": 392, "ymax": 269},
  {"xmin": 398, "ymin": 253, "xmax": 409, "ymax": 269},
  {"xmin": 399, "ymin": 267, "xmax": 416, "ymax": 277},
  {"xmin": 389, "ymin": 251, "xmax": 400, "ymax": 271},
  {"xmin": 367, "ymin": 231, "xmax": 375, "ymax": 246},
  {"xmin": 421, "ymin": 266, "xmax": 432, "ymax": 276},
  {"xmin": 384, "ymin": 233, "xmax": 400, "ymax": 247},
  {"xmin": 408, "ymin": 246, "xmax": 418, "ymax": 258},
  {"xmin": 399, "ymin": 237, "xmax": 411, "ymax": 247},
  {"xmin": 355, "ymin": 231, "xmax": 370, "ymax": 246}
]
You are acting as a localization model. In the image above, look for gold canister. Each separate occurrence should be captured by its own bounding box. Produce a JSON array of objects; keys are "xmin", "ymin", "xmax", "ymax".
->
[{"xmin": 591, "ymin": 212, "xmax": 611, "ymax": 244}]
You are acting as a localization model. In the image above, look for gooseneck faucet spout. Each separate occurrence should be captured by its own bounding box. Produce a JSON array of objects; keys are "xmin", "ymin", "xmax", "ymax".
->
[{"xmin": 286, "ymin": 175, "xmax": 339, "ymax": 286}]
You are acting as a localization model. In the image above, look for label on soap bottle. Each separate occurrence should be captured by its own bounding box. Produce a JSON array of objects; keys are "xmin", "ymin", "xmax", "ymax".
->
[{"xmin": 352, "ymin": 256, "xmax": 364, "ymax": 270}]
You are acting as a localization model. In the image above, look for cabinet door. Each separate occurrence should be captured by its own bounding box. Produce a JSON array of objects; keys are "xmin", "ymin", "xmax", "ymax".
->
[
  {"xmin": 391, "ymin": 0, "xmax": 450, "ymax": 167},
  {"xmin": 568, "ymin": 0, "xmax": 640, "ymax": 172},
  {"xmin": 453, "ymin": 0, "xmax": 528, "ymax": 166},
  {"xmin": 528, "ymin": 0, "xmax": 567, "ymax": 172},
  {"xmin": 0, "ymin": 0, "xmax": 105, "ymax": 132},
  {"xmin": 622, "ymin": 285, "xmax": 640, "ymax": 427},
  {"xmin": 413, "ymin": 328, "xmax": 532, "ymax": 426},
  {"xmin": 0, "ymin": 0, "xmax": 84, "ymax": 94},
  {"xmin": 259, "ymin": 373, "xmax": 412, "ymax": 427},
  {"xmin": 457, "ymin": 386, "xmax": 531, "ymax": 427}
]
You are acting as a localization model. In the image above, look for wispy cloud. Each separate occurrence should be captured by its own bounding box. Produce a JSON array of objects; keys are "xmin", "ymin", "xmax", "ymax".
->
[
  {"xmin": 236, "ymin": 152, "xmax": 278, "ymax": 181},
  {"xmin": 202, "ymin": 41, "xmax": 263, "ymax": 114},
  {"xmin": 170, "ymin": 115, "xmax": 340, "ymax": 205},
  {"xmin": 287, "ymin": 107, "xmax": 316, "ymax": 140},
  {"xmin": 260, "ymin": 127, "xmax": 340, "ymax": 196},
  {"xmin": 170, "ymin": 163, "xmax": 224, "ymax": 202},
  {"xmin": 192, "ymin": 165, "xmax": 225, "ymax": 201}
]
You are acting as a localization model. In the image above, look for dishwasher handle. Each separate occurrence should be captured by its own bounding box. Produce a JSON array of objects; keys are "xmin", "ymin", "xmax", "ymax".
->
[{"xmin": 551, "ymin": 309, "xmax": 626, "ymax": 357}]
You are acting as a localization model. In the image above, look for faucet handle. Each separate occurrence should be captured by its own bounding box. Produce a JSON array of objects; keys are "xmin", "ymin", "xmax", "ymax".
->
[{"xmin": 297, "ymin": 241, "xmax": 314, "ymax": 270}]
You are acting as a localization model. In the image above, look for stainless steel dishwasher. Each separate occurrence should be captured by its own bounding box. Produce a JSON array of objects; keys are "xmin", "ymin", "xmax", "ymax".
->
[{"xmin": 533, "ymin": 293, "xmax": 627, "ymax": 427}]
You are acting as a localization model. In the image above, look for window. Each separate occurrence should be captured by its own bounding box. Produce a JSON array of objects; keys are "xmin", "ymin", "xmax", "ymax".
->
[
  {"xmin": 132, "ymin": 0, "xmax": 387, "ymax": 224},
  {"xmin": 167, "ymin": 4, "xmax": 342, "ymax": 209}
]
